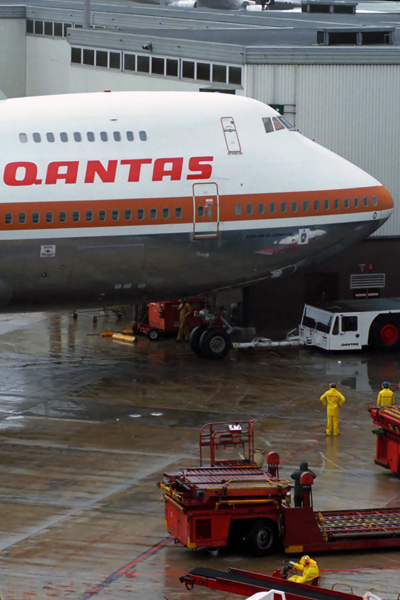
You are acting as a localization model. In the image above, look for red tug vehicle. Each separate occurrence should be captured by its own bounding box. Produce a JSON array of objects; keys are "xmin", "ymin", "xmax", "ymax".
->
[
  {"xmin": 369, "ymin": 405, "xmax": 400, "ymax": 473},
  {"xmin": 158, "ymin": 420, "xmax": 400, "ymax": 556}
]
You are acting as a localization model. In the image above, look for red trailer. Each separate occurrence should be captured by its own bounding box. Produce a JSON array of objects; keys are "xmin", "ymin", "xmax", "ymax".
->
[
  {"xmin": 133, "ymin": 297, "xmax": 205, "ymax": 341},
  {"xmin": 368, "ymin": 405, "xmax": 400, "ymax": 473},
  {"xmin": 159, "ymin": 420, "xmax": 400, "ymax": 556}
]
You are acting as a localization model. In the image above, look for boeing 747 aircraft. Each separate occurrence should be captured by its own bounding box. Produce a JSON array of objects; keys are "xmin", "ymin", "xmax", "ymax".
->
[{"xmin": 0, "ymin": 91, "xmax": 393, "ymax": 357}]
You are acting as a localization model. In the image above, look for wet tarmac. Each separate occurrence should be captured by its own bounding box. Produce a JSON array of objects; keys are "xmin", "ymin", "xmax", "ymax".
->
[{"xmin": 0, "ymin": 310, "xmax": 399, "ymax": 600}]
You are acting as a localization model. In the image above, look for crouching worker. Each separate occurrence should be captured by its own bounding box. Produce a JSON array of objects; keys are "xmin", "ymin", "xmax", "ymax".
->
[{"xmin": 288, "ymin": 555, "xmax": 319, "ymax": 584}]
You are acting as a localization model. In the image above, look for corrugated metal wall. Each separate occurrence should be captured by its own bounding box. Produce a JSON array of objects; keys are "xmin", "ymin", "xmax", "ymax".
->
[
  {"xmin": 0, "ymin": 19, "xmax": 26, "ymax": 98},
  {"xmin": 245, "ymin": 64, "xmax": 400, "ymax": 237}
]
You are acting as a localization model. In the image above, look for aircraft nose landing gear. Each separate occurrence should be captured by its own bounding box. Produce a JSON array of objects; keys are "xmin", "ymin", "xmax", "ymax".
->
[{"xmin": 189, "ymin": 308, "xmax": 232, "ymax": 359}]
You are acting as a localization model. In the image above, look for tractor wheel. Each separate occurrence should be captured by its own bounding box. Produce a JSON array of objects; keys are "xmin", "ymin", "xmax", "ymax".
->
[
  {"xmin": 245, "ymin": 518, "xmax": 279, "ymax": 557},
  {"xmin": 368, "ymin": 315, "xmax": 400, "ymax": 351}
]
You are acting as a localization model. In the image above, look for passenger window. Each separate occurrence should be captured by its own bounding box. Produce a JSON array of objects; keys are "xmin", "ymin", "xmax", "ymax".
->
[
  {"xmin": 137, "ymin": 208, "xmax": 144, "ymax": 220},
  {"xmin": 272, "ymin": 117, "xmax": 285, "ymax": 131},
  {"xmin": 292, "ymin": 201, "xmax": 298, "ymax": 212},
  {"xmin": 331, "ymin": 317, "xmax": 339, "ymax": 335},
  {"xmin": 373, "ymin": 195, "xmax": 378, "ymax": 206},
  {"xmin": 126, "ymin": 131, "xmax": 134, "ymax": 141},
  {"xmin": 313, "ymin": 200, "xmax": 320, "ymax": 211},
  {"xmin": 33, "ymin": 132, "xmax": 41, "ymax": 143},
  {"xmin": 150, "ymin": 208, "xmax": 157, "ymax": 219},
  {"xmin": 198, "ymin": 206, "xmax": 204, "ymax": 217},
  {"xmin": 113, "ymin": 131, "xmax": 121, "ymax": 142},
  {"xmin": 247, "ymin": 204, "xmax": 253, "ymax": 215},
  {"xmin": 324, "ymin": 199, "xmax": 330, "ymax": 210},
  {"xmin": 262, "ymin": 118, "xmax": 274, "ymax": 134},
  {"xmin": 4, "ymin": 213, "xmax": 12, "ymax": 225},
  {"xmin": 87, "ymin": 132, "xmax": 95, "ymax": 142},
  {"xmin": 86, "ymin": 210, "xmax": 93, "ymax": 222},
  {"xmin": 59, "ymin": 211, "xmax": 66, "ymax": 223},
  {"xmin": 363, "ymin": 196, "xmax": 369, "ymax": 207},
  {"xmin": 280, "ymin": 202, "xmax": 287, "ymax": 213},
  {"xmin": 60, "ymin": 132, "xmax": 68, "ymax": 142},
  {"xmin": 235, "ymin": 204, "xmax": 242, "ymax": 216},
  {"xmin": 99, "ymin": 210, "xmax": 106, "ymax": 221},
  {"xmin": 45, "ymin": 212, "xmax": 53, "ymax": 223},
  {"xmin": 303, "ymin": 201, "xmax": 309, "ymax": 211},
  {"xmin": 163, "ymin": 208, "xmax": 169, "ymax": 218},
  {"xmin": 139, "ymin": 131, "xmax": 147, "ymax": 141},
  {"xmin": 46, "ymin": 132, "xmax": 55, "ymax": 143},
  {"xmin": 258, "ymin": 203, "xmax": 265, "ymax": 214},
  {"xmin": 344, "ymin": 198, "xmax": 350, "ymax": 209},
  {"xmin": 73, "ymin": 132, "xmax": 82, "ymax": 142},
  {"xmin": 342, "ymin": 315, "xmax": 358, "ymax": 332},
  {"xmin": 19, "ymin": 133, "xmax": 28, "ymax": 143},
  {"xmin": 18, "ymin": 213, "xmax": 26, "ymax": 224},
  {"xmin": 269, "ymin": 202, "xmax": 276, "ymax": 214},
  {"xmin": 175, "ymin": 207, "xmax": 182, "ymax": 218},
  {"xmin": 334, "ymin": 198, "xmax": 340, "ymax": 209},
  {"xmin": 72, "ymin": 211, "xmax": 80, "ymax": 222},
  {"xmin": 124, "ymin": 209, "xmax": 132, "ymax": 220},
  {"xmin": 100, "ymin": 132, "xmax": 108, "ymax": 142},
  {"xmin": 354, "ymin": 197, "xmax": 360, "ymax": 208},
  {"xmin": 112, "ymin": 209, "xmax": 119, "ymax": 220},
  {"xmin": 32, "ymin": 212, "xmax": 40, "ymax": 224}
]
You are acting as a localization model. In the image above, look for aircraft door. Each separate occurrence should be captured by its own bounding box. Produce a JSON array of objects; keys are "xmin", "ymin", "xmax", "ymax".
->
[{"xmin": 193, "ymin": 183, "xmax": 219, "ymax": 239}]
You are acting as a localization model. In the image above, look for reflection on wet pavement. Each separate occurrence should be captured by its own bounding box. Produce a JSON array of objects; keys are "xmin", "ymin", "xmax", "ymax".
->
[{"xmin": 0, "ymin": 312, "xmax": 399, "ymax": 599}]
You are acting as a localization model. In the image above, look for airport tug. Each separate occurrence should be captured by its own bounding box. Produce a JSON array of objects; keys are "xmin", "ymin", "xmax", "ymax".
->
[{"xmin": 158, "ymin": 420, "xmax": 400, "ymax": 556}]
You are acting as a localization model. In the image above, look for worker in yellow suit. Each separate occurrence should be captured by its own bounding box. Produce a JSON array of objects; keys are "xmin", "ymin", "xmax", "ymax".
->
[
  {"xmin": 177, "ymin": 299, "xmax": 192, "ymax": 342},
  {"xmin": 288, "ymin": 555, "xmax": 319, "ymax": 584},
  {"xmin": 320, "ymin": 382, "xmax": 345, "ymax": 437},
  {"xmin": 377, "ymin": 382, "xmax": 395, "ymax": 406}
]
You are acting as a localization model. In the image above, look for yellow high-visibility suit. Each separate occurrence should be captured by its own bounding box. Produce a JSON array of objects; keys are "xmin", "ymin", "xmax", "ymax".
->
[
  {"xmin": 288, "ymin": 557, "xmax": 319, "ymax": 584},
  {"xmin": 320, "ymin": 387, "xmax": 345, "ymax": 436},
  {"xmin": 177, "ymin": 301, "xmax": 192, "ymax": 342},
  {"xmin": 377, "ymin": 388, "xmax": 395, "ymax": 406}
]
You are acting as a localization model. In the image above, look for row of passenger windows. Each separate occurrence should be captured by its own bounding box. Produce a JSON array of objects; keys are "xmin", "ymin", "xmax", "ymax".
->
[
  {"xmin": 4, "ymin": 207, "xmax": 183, "ymax": 225},
  {"xmin": 71, "ymin": 47, "xmax": 243, "ymax": 86},
  {"xmin": 19, "ymin": 130, "xmax": 146, "ymax": 144},
  {"xmin": 234, "ymin": 195, "xmax": 379, "ymax": 215}
]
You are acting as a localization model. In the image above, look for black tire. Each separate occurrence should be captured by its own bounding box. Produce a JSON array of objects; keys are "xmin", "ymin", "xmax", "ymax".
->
[
  {"xmin": 199, "ymin": 327, "xmax": 231, "ymax": 360},
  {"xmin": 147, "ymin": 328, "xmax": 160, "ymax": 341},
  {"xmin": 245, "ymin": 518, "xmax": 279, "ymax": 557},
  {"xmin": 189, "ymin": 325, "xmax": 208, "ymax": 356},
  {"xmin": 368, "ymin": 315, "xmax": 400, "ymax": 351}
]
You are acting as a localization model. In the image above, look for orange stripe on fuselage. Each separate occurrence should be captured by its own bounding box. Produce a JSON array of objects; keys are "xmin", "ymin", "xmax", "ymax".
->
[{"xmin": 0, "ymin": 185, "xmax": 391, "ymax": 231}]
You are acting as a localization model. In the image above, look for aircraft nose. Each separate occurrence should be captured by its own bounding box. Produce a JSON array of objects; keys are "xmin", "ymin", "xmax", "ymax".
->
[{"xmin": 379, "ymin": 185, "xmax": 394, "ymax": 213}]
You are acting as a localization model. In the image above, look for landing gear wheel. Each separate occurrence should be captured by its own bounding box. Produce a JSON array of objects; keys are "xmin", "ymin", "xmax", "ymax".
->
[
  {"xmin": 245, "ymin": 518, "xmax": 279, "ymax": 557},
  {"xmin": 369, "ymin": 315, "xmax": 400, "ymax": 351},
  {"xmin": 199, "ymin": 327, "xmax": 231, "ymax": 360},
  {"xmin": 189, "ymin": 325, "xmax": 208, "ymax": 356},
  {"xmin": 147, "ymin": 328, "xmax": 160, "ymax": 341}
]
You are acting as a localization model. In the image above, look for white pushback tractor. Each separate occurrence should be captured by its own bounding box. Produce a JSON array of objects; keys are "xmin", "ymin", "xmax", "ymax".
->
[{"xmin": 299, "ymin": 298, "xmax": 400, "ymax": 351}]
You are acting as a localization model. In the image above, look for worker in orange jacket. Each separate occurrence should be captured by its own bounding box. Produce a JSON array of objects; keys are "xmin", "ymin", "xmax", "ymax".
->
[
  {"xmin": 288, "ymin": 555, "xmax": 319, "ymax": 584},
  {"xmin": 377, "ymin": 382, "xmax": 395, "ymax": 406},
  {"xmin": 320, "ymin": 383, "xmax": 345, "ymax": 437},
  {"xmin": 177, "ymin": 299, "xmax": 192, "ymax": 342}
]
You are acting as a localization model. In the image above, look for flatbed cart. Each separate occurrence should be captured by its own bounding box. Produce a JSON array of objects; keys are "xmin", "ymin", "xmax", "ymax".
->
[
  {"xmin": 180, "ymin": 567, "xmax": 360, "ymax": 600},
  {"xmin": 369, "ymin": 405, "xmax": 400, "ymax": 473},
  {"xmin": 159, "ymin": 420, "xmax": 400, "ymax": 556}
]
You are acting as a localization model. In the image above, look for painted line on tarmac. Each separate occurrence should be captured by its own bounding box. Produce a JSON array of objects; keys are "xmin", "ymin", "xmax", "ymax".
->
[{"xmin": 77, "ymin": 535, "xmax": 172, "ymax": 599}]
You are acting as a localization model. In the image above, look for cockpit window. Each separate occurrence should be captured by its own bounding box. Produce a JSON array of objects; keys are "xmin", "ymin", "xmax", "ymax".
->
[
  {"xmin": 262, "ymin": 118, "xmax": 274, "ymax": 134},
  {"xmin": 278, "ymin": 116, "xmax": 295, "ymax": 129},
  {"xmin": 272, "ymin": 117, "xmax": 285, "ymax": 131}
]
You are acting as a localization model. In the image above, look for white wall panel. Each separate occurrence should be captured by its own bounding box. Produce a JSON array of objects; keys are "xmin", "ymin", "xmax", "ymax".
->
[
  {"xmin": 246, "ymin": 63, "xmax": 400, "ymax": 237},
  {"xmin": 26, "ymin": 37, "xmax": 70, "ymax": 96},
  {"xmin": 0, "ymin": 19, "xmax": 25, "ymax": 98}
]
